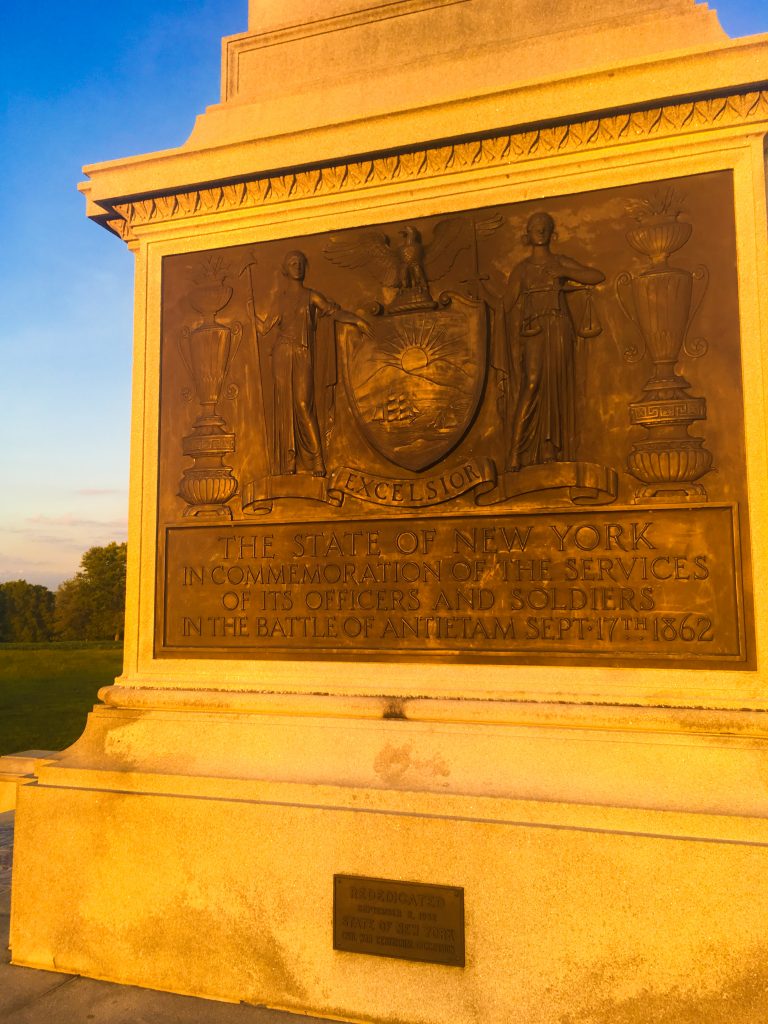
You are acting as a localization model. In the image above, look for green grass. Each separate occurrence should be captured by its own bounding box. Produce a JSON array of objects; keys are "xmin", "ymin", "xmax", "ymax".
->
[{"xmin": 0, "ymin": 642, "xmax": 123, "ymax": 756}]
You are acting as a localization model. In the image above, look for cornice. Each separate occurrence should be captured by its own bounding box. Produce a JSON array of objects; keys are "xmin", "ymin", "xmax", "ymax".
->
[{"xmin": 105, "ymin": 88, "xmax": 768, "ymax": 244}]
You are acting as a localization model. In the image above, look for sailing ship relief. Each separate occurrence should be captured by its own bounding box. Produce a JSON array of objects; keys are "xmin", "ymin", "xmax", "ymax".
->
[
  {"xmin": 158, "ymin": 173, "xmax": 754, "ymax": 668},
  {"xmin": 340, "ymin": 296, "xmax": 487, "ymax": 472}
]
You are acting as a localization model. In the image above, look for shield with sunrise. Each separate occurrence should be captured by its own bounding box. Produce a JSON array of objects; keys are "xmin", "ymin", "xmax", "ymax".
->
[{"xmin": 341, "ymin": 294, "xmax": 488, "ymax": 472}]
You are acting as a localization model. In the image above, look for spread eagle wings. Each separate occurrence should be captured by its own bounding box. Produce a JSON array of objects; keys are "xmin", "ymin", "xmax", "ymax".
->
[
  {"xmin": 322, "ymin": 231, "xmax": 401, "ymax": 288},
  {"xmin": 422, "ymin": 217, "xmax": 470, "ymax": 281},
  {"xmin": 323, "ymin": 218, "xmax": 470, "ymax": 286}
]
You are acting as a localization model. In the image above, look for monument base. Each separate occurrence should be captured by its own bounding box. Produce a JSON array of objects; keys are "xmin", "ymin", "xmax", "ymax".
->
[
  {"xmin": 0, "ymin": 751, "xmax": 59, "ymax": 813},
  {"xmin": 10, "ymin": 695, "xmax": 768, "ymax": 1023}
]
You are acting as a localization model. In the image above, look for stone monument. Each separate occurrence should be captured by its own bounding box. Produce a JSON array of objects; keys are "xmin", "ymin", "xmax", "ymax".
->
[{"xmin": 10, "ymin": 2, "xmax": 768, "ymax": 1021}]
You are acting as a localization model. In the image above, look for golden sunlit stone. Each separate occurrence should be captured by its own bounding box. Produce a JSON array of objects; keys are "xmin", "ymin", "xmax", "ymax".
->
[{"xmin": 11, "ymin": 2, "xmax": 768, "ymax": 1021}]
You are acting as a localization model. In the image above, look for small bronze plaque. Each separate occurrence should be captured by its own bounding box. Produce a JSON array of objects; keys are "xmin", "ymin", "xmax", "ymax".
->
[{"xmin": 333, "ymin": 874, "xmax": 465, "ymax": 967}]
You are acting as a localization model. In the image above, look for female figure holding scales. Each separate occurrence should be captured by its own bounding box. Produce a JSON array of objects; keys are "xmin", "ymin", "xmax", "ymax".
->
[{"xmin": 503, "ymin": 212, "xmax": 604, "ymax": 471}]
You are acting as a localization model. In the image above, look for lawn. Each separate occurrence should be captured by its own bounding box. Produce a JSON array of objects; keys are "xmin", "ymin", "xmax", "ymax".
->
[{"xmin": 0, "ymin": 642, "xmax": 123, "ymax": 756}]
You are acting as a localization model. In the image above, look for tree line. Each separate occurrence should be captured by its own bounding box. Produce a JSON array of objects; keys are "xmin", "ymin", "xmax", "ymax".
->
[{"xmin": 0, "ymin": 542, "xmax": 127, "ymax": 643}]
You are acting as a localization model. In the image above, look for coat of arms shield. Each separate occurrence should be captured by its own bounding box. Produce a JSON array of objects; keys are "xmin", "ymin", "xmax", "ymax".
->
[{"xmin": 340, "ymin": 294, "xmax": 488, "ymax": 472}]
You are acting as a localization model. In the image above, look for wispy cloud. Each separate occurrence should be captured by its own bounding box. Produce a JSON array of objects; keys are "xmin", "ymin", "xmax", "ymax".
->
[
  {"xmin": 3, "ymin": 531, "xmax": 85, "ymax": 548},
  {"xmin": 0, "ymin": 558, "xmax": 52, "ymax": 572},
  {"xmin": 75, "ymin": 488, "xmax": 127, "ymax": 496},
  {"xmin": 0, "ymin": 556, "xmax": 77, "ymax": 589},
  {"xmin": 0, "ymin": 514, "xmax": 128, "ymax": 583},
  {"xmin": 25, "ymin": 514, "xmax": 128, "ymax": 531},
  {"xmin": 0, "ymin": 510, "xmax": 128, "ymax": 587}
]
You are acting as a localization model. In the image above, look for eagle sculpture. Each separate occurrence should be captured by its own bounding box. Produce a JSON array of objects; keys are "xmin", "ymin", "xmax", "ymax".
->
[{"xmin": 323, "ymin": 218, "xmax": 469, "ymax": 312}]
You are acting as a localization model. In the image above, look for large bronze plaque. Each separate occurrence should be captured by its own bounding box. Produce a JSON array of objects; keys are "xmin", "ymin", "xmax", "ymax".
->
[
  {"xmin": 156, "ymin": 171, "xmax": 754, "ymax": 668},
  {"xmin": 161, "ymin": 505, "xmax": 745, "ymax": 663},
  {"xmin": 333, "ymin": 875, "xmax": 465, "ymax": 967}
]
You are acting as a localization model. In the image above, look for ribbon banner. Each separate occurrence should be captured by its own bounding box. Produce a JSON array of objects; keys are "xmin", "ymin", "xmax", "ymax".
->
[
  {"xmin": 329, "ymin": 458, "xmax": 497, "ymax": 508},
  {"xmin": 242, "ymin": 474, "xmax": 344, "ymax": 515},
  {"xmin": 243, "ymin": 459, "xmax": 616, "ymax": 514},
  {"xmin": 476, "ymin": 461, "xmax": 618, "ymax": 506}
]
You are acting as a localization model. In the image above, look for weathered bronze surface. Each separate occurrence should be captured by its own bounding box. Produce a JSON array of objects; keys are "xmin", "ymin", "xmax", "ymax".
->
[
  {"xmin": 161, "ymin": 505, "xmax": 745, "ymax": 663},
  {"xmin": 157, "ymin": 171, "xmax": 754, "ymax": 667},
  {"xmin": 333, "ymin": 875, "xmax": 465, "ymax": 967}
]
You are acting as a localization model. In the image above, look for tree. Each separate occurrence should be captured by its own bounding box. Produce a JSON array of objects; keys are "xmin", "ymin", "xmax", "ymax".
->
[
  {"xmin": 52, "ymin": 577, "xmax": 91, "ymax": 641},
  {"xmin": 0, "ymin": 580, "xmax": 55, "ymax": 642},
  {"xmin": 54, "ymin": 542, "xmax": 127, "ymax": 641}
]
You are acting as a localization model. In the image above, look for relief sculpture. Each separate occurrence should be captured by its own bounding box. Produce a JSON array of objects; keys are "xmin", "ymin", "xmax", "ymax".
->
[
  {"xmin": 501, "ymin": 212, "xmax": 604, "ymax": 471},
  {"xmin": 323, "ymin": 218, "xmax": 466, "ymax": 313},
  {"xmin": 616, "ymin": 190, "xmax": 711, "ymax": 501},
  {"xmin": 488, "ymin": 212, "xmax": 614, "ymax": 505},
  {"xmin": 326, "ymin": 220, "xmax": 487, "ymax": 474},
  {"xmin": 247, "ymin": 250, "xmax": 370, "ymax": 477},
  {"xmin": 159, "ymin": 173, "xmax": 752, "ymax": 668},
  {"xmin": 177, "ymin": 256, "xmax": 242, "ymax": 519}
]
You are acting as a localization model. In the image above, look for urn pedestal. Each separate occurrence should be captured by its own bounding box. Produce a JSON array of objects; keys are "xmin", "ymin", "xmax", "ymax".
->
[
  {"xmin": 177, "ymin": 285, "xmax": 241, "ymax": 519},
  {"xmin": 617, "ymin": 214, "xmax": 712, "ymax": 502}
]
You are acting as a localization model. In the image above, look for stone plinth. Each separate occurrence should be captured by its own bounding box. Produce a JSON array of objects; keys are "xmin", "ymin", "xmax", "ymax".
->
[
  {"xmin": 0, "ymin": 752, "xmax": 59, "ymax": 814},
  {"xmin": 12, "ymin": 2, "xmax": 768, "ymax": 1021}
]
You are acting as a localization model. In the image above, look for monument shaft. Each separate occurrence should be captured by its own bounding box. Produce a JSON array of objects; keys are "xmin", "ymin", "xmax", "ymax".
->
[{"xmin": 10, "ymin": 3, "xmax": 768, "ymax": 1021}]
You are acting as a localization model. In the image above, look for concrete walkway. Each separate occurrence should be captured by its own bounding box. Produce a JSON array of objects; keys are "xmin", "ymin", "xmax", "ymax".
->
[{"xmin": 0, "ymin": 811, "xmax": 333, "ymax": 1023}]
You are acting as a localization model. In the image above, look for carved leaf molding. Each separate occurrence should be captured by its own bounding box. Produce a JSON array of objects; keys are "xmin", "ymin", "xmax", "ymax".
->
[{"xmin": 106, "ymin": 90, "xmax": 768, "ymax": 243}]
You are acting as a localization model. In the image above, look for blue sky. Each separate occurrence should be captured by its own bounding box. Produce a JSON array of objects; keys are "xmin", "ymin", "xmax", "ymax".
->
[
  {"xmin": 0, "ymin": 1, "xmax": 766, "ymax": 589},
  {"xmin": 0, "ymin": 1, "xmax": 246, "ymax": 588}
]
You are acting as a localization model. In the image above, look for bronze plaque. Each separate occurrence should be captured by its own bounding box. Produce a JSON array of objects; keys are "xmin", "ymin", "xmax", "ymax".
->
[
  {"xmin": 333, "ymin": 874, "xmax": 465, "ymax": 967},
  {"xmin": 161, "ymin": 505, "xmax": 745, "ymax": 663},
  {"xmin": 156, "ymin": 170, "xmax": 754, "ymax": 669}
]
